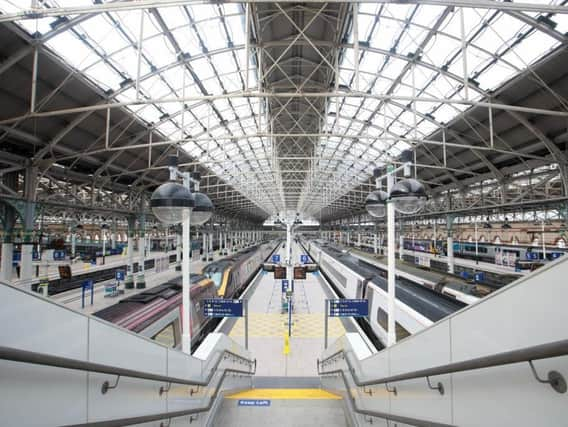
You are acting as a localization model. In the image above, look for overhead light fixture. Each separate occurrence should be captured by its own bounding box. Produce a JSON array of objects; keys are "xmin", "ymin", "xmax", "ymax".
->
[
  {"xmin": 502, "ymin": 217, "xmax": 512, "ymax": 230},
  {"xmin": 365, "ymin": 190, "xmax": 388, "ymax": 218},
  {"xmin": 191, "ymin": 192, "xmax": 214, "ymax": 226},
  {"xmin": 389, "ymin": 178, "xmax": 427, "ymax": 215},
  {"xmin": 150, "ymin": 181, "xmax": 195, "ymax": 225}
]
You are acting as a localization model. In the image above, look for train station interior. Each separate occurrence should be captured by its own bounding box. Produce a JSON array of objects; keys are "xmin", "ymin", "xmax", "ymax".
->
[{"xmin": 0, "ymin": 1, "xmax": 567, "ymax": 426}]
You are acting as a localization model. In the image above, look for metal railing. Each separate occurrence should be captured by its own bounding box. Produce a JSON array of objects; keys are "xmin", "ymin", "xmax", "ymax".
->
[
  {"xmin": 317, "ymin": 338, "xmax": 568, "ymax": 426},
  {"xmin": 0, "ymin": 345, "xmax": 256, "ymax": 426}
]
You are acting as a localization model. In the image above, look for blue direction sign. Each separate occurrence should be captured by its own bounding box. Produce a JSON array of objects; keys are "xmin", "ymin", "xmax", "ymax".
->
[
  {"xmin": 238, "ymin": 399, "xmax": 271, "ymax": 407},
  {"xmin": 281, "ymin": 279, "xmax": 290, "ymax": 293},
  {"xmin": 115, "ymin": 270, "xmax": 125, "ymax": 281},
  {"xmin": 272, "ymin": 254, "xmax": 281, "ymax": 263},
  {"xmin": 203, "ymin": 299, "xmax": 243, "ymax": 317},
  {"xmin": 300, "ymin": 254, "xmax": 309, "ymax": 264},
  {"xmin": 328, "ymin": 299, "xmax": 368, "ymax": 317},
  {"xmin": 526, "ymin": 251, "xmax": 538, "ymax": 260},
  {"xmin": 53, "ymin": 250, "xmax": 66, "ymax": 261},
  {"xmin": 473, "ymin": 272, "xmax": 485, "ymax": 283}
]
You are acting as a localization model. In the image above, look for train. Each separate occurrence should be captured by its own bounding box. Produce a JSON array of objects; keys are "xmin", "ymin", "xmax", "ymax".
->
[
  {"xmin": 202, "ymin": 243, "xmax": 276, "ymax": 297},
  {"xmin": 303, "ymin": 239, "xmax": 465, "ymax": 348},
  {"xmin": 93, "ymin": 241, "xmax": 279, "ymax": 349},
  {"xmin": 402, "ymin": 238, "xmax": 567, "ymax": 269}
]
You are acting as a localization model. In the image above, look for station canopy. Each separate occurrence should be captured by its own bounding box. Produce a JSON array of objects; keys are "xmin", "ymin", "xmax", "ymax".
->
[{"xmin": 1, "ymin": 1, "xmax": 567, "ymax": 221}]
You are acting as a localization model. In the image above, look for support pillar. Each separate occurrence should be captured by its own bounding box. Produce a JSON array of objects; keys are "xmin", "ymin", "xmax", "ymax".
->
[
  {"xmin": 208, "ymin": 231, "xmax": 213, "ymax": 261},
  {"xmin": 20, "ymin": 202, "xmax": 36, "ymax": 286},
  {"xmin": 137, "ymin": 215, "xmax": 146, "ymax": 289},
  {"xmin": 202, "ymin": 232, "xmax": 208, "ymax": 261},
  {"xmin": 447, "ymin": 215, "xmax": 455, "ymax": 275},
  {"xmin": 125, "ymin": 216, "xmax": 135, "ymax": 289}
]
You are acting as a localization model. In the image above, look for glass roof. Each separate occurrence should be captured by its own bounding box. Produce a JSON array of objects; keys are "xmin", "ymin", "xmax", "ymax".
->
[{"xmin": 1, "ymin": 0, "xmax": 565, "ymax": 216}]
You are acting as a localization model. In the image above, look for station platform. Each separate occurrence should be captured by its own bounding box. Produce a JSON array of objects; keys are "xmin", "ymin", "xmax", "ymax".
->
[
  {"xmin": 9, "ymin": 249, "xmax": 176, "ymax": 287},
  {"xmin": 218, "ymin": 242, "xmax": 367, "ymax": 378},
  {"xmin": 50, "ymin": 249, "xmax": 229, "ymax": 314},
  {"xmin": 400, "ymin": 248, "xmax": 525, "ymax": 276}
]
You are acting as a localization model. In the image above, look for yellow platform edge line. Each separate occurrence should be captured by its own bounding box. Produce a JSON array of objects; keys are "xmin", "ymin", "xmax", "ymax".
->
[{"xmin": 225, "ymin": 388, "xmax": 342, "ymax": 400}]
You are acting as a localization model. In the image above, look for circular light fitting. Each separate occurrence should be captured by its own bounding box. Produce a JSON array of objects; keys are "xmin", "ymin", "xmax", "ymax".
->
[
  {"xmin": 150, "ymin": 182, "xmax": 194, "ymax": 225},
  {"xmin": 389, "ymin": 179, "xmax": 427, "ymax": 215},
  {"xmin": 365, "ymin": 190, "xmax": 389, "ymax": 218}
]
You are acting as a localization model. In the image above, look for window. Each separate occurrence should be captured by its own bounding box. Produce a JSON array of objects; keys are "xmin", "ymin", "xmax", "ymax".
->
[
  {"xmin": 153, "ymin": 323, "xmax": 177, "ymax": 348},
  {"xmin": 377, "ymin": 307, "xmax": 388, "ymax": 331}
]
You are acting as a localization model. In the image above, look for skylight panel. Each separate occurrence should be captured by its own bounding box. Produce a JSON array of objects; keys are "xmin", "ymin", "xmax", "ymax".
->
[
  {"xmin": 381, "ymin": 57, "xmax": 407, "ymax": 80},
  {"xmin": 159, "ymin": 6, "xmax": 188, "ymax": 29},
  {"xmin": 413, "ymin": 5, "xmax": 446, "ymax": 27},
  {"xmin": 501, "ymin": 31, "xmax": 559, "ymax": 68},
  {"xmin": 47, "ymin": 31, "xmax": 99, "ymax": 70},
  {"xmin": 143, "ymin": 35, "xmax": 177, "ymax": 67},
  {"xmin": 202, "ymin": 77, "xmax": 223, "ymax": 96},
  {"xmin": 423, "ymin": 34, "xmax": 461, "ymax": 68},
  {"xmin": 369, "ymin": 17, "xmax": 400, "ymax": 50},
  {"xmin": 157, "ymin": 120, "xmax": 179, "ymax": 137},
  {"xmin": 138, "ymin": 105, "xmax": 164, "ymax": 125},
  {"xmin": 162, "ymin": 67, "xmax": 190, "ymax": 93},
  {"xmin": 171, "ymin": 28, "xmax": 202, "ymax": 56},
  {"xmin": 83, "ymin": 61, "xmax": 123, "ymax": 91},
  {"xmin": 140, "ymin": 75, "xmax": 173, "ymax": 98},
  {"xmin": 191, "ymin": 57, "xmax": 215, "ymax": 80},
  {"xmin": 110, "ymin": 47, "xmax": 150, "ymax": 81},
  {"xmin": 197, "ymin": 20, "xmax": 227, "ymax": 51},
  {"xmin": 434, "ymin": 103, "xmax": 459, "ymax": 124}
]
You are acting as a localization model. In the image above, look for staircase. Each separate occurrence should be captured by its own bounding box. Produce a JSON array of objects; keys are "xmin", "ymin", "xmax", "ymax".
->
[{"xmin": 215, "ymin": 385, "xmax": 348, "ymax": 427}]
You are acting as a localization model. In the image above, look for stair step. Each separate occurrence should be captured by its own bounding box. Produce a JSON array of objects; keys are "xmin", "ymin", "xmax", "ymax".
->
[{"xmin": 226, "ymin": 388, "xmax": 341, "ymax": 400}]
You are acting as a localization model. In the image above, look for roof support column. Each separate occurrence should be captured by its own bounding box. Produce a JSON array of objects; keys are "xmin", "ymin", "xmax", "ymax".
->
[
  {"xmin": 21, "ymin": 166, "xmax": 38, "ymax": 288},
  {"xmin": 125, "ymin": 215, "xmax": 136, "ymax": 289},
  {"xmin": 0, "ymin": 173, "xmax": 18, "ymax": 283}
]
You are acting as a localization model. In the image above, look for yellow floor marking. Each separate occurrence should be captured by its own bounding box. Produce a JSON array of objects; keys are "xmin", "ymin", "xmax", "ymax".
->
[
  {"xmin": 283, "ymin": 333, "xmax": 290, "ymax": 354},
  {"xmin": 229, "ymin": 312, "xmax": 345, "ymax": 339},
  {"xmin": 226, "ymin": 388, "xmax": 342, "ymax": 400}
]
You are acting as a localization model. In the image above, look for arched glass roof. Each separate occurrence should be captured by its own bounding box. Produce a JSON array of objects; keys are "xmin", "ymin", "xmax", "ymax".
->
[{"xmin": 1, "ymin": 0, "xmax": 567, "ymax": 217}]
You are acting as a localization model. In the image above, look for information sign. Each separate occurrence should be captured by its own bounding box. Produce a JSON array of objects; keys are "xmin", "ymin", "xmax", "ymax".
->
[
  {"xmin": 238, "ymin": 400, "xmax": 271, "ymax": 407},
  {"xmin": 203, "ymin": 299, "xmax": 243, "ymax": 317},
  {"xmin": 58, "ymin": 265, "xmax": 72, "ymax": 280},
  {"xmin": 281, "ymin": 279, "xmax": 290, "ymax": 293},
  {"xmin": 293, "ymin": 266, "xmax": 306, "ymax": 280},
  {"xmin": 115, "ymin": 270, "xmax": 125, "ymax": 281},
  {"xmin": 526, "ymin": 252, "xmax": 538, "ymax": 260},
  {"xmin": 53, "ymin": 250, "xmax": 66, "ymax": 261},
  {"xmin": 272, "ymin": 254, "xmax": 281, "ymax": 263},
  {"xmin": 328, "ymin": 299, "xmax": 368, "ymax": 317},
  {"xmin": 300, "ymin": 254, "xmax": 309, "ymax": 264},
  {"xmin": 274, "ymin": 266, "xmax": 287, "ymax": 280},
  {"xmin": 474, "ymin": 272, "xmax": 485, "ymax": 283}
]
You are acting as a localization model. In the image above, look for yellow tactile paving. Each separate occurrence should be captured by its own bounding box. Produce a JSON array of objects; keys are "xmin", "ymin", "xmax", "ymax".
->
[
  {"xmin": 226, "ymin": 388, "xmax": 342, "ymax": 400},
  {"xmin": 229, "ymin": 312, "xmax": 345, "ymax": 338}
]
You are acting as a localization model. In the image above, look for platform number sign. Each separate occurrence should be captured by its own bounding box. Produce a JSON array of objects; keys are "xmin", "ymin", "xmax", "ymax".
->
[
  {"xmin": 281, "ymin": 279, "xmax": 290, "ymax": 293},
  {"xmin": 115, "ymin": 270, "xmax": 125, "ymax": 281},
  {"xmin": 272, "ymin": 254, "xmax": 281, "ymax": 263},
  {"xmin": 300, "ymin": 254, "xmax": 309, "ymax": 264}
]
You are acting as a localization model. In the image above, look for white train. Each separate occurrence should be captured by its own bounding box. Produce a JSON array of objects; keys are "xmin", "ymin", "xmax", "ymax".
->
[{"xmin": 304, "ymin": 239, "xmax": 465, "ymax": 346}]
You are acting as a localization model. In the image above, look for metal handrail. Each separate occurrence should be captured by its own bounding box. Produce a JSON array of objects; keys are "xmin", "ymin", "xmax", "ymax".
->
[
  {"xmin": 317, "ymin": 339, "xmax": 568, "ymax": 426},
  {"xmin": 64, "ymin": 366, "xmax": 255, "ymax": 427},
  {"xmin": 318, "ymin": 338, "xmax": 568, "ymax": 389},
  {"xmin": 0, "ymin": 345, "xmax": 255, "ymax": 388},
  {"xmin": 1, "ymin": 345, "xmax": 256, "ymax": 427},
  {"xmin": 330, "ymin": 368, "xmax": 456, "ymax": 427}
]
